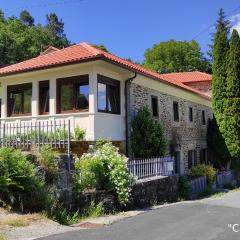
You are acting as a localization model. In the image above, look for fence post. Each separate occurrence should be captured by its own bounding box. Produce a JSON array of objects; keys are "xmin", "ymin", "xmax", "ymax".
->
[
  {"xmin": 133, "ymin": 159, "xmax": 136, "ymax": 177},
  {"xmin": 67, "ymin": 119, "xmax": 71, "ymax": 171},
  {"xmin": 2, "ymin": 123, "xmax": 5, "ymax": 147}
]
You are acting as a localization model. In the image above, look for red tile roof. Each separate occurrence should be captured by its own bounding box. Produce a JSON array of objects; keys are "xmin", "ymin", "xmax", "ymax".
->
[
  {"xmin": 160, "ymin": 71, "xmax": 212, "ymax": 83},
  {"xmin": 0, "ymin": 43, "xmax": 211, "ymax": 100}
]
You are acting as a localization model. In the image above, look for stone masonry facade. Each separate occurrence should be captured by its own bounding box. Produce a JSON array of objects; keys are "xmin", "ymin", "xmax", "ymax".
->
[{"xmin": 128, "ymin": 82, "xmax": 212, "ymax": 174}]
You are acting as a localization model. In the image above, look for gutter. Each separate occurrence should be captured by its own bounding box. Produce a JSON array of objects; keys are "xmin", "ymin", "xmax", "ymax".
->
[{"xmin": 125, "ymin": 72, "xmax": 137, "ymax": 157}]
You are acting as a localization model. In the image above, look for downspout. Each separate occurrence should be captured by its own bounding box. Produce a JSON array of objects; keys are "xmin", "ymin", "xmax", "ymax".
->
[{"xmin": 125, "ymin": 72, "xmax": 137, "ymax": 157}]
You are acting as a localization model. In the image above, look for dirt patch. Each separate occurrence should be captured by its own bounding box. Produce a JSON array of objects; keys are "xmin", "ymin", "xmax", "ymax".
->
[{"xmin": 0, "ymin": 208, "xmax": 80, "ymax": 240}]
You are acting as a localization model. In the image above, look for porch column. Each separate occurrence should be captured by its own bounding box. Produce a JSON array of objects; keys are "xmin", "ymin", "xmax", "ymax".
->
[
  {"xmin": 1, "ymin": 84, "xmax": 7, "ymax": 119},
  {"xmin": 88, "ymin": 71, "xmax": 97, "ymax": 140},
  {"xmin": 49, "ymin": 78, "xmax": 57, "ymax": 115},
  {"xmin": 32, "ymin": 81, "xmax": 39, "ymax": 117}
]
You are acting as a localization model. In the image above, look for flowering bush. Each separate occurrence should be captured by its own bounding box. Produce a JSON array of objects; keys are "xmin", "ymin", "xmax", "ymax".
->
[{"xmin": 74, "ymin": 142, "xmax": 135, "ymax": 205}]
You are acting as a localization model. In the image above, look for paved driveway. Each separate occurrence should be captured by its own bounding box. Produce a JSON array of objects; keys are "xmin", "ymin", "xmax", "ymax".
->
[{"xmin": 38, "ymin": 192, "xmax": 240, "ymax": 240}]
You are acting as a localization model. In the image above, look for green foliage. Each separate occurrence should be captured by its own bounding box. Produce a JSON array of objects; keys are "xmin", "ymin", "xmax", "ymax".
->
[
  {"xmin": 143, "ymin": 39, "xmax": 210, "ymax": 73},
  {"xmin": 220, "ymin": 30, "xmax": 240, "ymax": 158},
  {"xmin": 36, "ymin": 146, "xmax": 58, "ymax": 181},
  {"xmin": 92, "ymin": 43, "xmax": 108, "ymax": 52},
  {"xmin": 190, "ymin": 164, "xmax": 216, "ymax": 186},
  {"xmin": 74, "ymin": 125, "xmax": 86, "ymax": 140},
  {"xmin": 212, "ymin": 8, "xmax": 229, "ymax": 122},
  {"xmin": 0, "ymin": 9, "xmax": 69, "ymax": 65},
  {"xmin": 0, "ymin": 147, "xmax": 43, "ymax": 210},
  {"xmin": 75, "ymin": 142, "xmax": 134, "ymax": 205},
  {"xmin": 207, "ymin": 117, "xmax": 230, "ymax": 167},
  {"xmin": 178, "ymin": 176, "xmax": 190, "ymax": 199},
  {"xmin": 131, "ymin": 106, "xmax": 167, "ymax": 158},
  {"xmin": 82, "ymin": 201, "xmax": 105, "ymax": 219},
  {"xmin": 20, "ymin": 10, "xmax": 34, "ymax": 26},
  {"xmin": 44, "ymin": 193, "xmax": 80, "ymax": 225}
]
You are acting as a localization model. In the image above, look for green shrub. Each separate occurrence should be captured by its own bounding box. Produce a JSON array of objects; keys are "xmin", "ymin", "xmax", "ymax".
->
[
  {"xmin": 0, "ymin": 147, "xmax": 43, "ymax": 210},
  {"xmin": 74, "ymin": 125, "xmax": 86, "ymax": 140},
  {"xmin": 75, "ymin": 142, "xmax": 135, "ymax": 206},
  {"xmin": 44, "ymin": 193, "xmax": 80, "ymax": 225},
  {"xmin": 36, "ymin": 146, "xmax": 58, "ymax": 182},
  {"xmin": 190, "ymin": 164, "xmax": 216, "ymax": 186},
  {"xmin": 82, "ymin": 201, "xmax": 105, "ymax": 219},
  {"xmin": 131, "ymin": 106, "xmax": 168, "ymax": 158},
  {"xmin": 178, "ymin": 176, "xmax": 190, "ymax": 199}
]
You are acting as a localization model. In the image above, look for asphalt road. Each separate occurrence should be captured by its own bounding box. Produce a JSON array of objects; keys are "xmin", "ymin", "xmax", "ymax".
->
[{"xmin": 38, "ymin": 192, "xmax": 240, "ymax": 240}]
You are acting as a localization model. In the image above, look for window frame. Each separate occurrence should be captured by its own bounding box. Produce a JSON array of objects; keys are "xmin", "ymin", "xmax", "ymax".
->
[
  {"xmin": 151, "ymin": 95, "xmax": 159, "ymax": 117},
  {"xmin": 188, "ymin": 150, "xmax": 197, "ymax": 169},
  {"xmin": 189, "ymin": 107, "xmax": 193, "ymax": 122},
  {"xmin": 97, "ymin": 74, "xmax": 120, "ymax": 115},
  {"xmin": 202, "ymin": 110, "xmax": 206, "ymax": 125},
  {"xmin": 56, "ymin": 75, "xmax": 89, "ymax": 114},
  {"xmin": 39, "ymin": 80, "xmax": 50, "ymax": 115},
  {"xmin": 7, "ymin": 83, "xmax": 32, "ymax": 117},
  {"xmin": 173, "ymin": 101, "xmax": 179, "ymax": 122}
]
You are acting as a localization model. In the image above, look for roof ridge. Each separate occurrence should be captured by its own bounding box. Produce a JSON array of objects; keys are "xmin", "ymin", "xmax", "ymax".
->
[{"xmin": 80, "ymin": 42, "xmax": 103, "ymax": 55}]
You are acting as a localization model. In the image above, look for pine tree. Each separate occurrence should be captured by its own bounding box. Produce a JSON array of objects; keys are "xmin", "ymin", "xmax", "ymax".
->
[
  {"xmin": 20, "ymin": 10, "xmax": 34, "ymax": 26},
  {"xmin": 45, "ymin": 13, "xmax": 65, "ymax": 38},
  {"xmin": 208, "ymin": 8, "xmax": 231, "ymax": 60},
  {"xmin": 212, "ymin": 15, "xmax": 229, "ymax": 122},
  {"xmin": 222, "ymin": 29, "xmax": 240, "ymax": 157}
]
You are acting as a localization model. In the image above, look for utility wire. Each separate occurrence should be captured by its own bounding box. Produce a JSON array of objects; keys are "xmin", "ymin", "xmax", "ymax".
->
[
  {"xmin": 2, "ymin": 0, "xmax": 85, "ymax": 11},
  {"xmin": 192, "ymin": 4, "xmax": 240, "ymax": 40}
]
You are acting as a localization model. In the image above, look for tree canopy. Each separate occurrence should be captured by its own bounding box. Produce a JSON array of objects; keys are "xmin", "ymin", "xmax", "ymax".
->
[
  {"xmin": 221, "ymin": 29, "xmax": 240, "ymax": 157},
  {"xmin": 143, "ymin": 39, "xmax": 211, "ymax": 73},
  {"xmin": 20, "ymin": 10, "xmax": 34, "ymax": 26},
  {"xmin": 0, "ymin": 9, "xmax": 70, "ymax": 65}
]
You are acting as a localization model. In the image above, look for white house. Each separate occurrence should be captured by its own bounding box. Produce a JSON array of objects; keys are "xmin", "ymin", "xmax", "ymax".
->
[{"xmin": 0, "ymin": 43, "xmax": 212, "ymax": 172}]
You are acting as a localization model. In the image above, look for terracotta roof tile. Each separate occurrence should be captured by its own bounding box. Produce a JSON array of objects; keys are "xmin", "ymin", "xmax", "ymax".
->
[{"xmin": 0, "ymin": 43, "xmax": 211, "ymax": 100}]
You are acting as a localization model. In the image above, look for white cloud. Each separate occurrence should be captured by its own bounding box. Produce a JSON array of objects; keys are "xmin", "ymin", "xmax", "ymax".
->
[{"xmin": 230, "ymin": 13, "xmax": 240, "ymax": 33}]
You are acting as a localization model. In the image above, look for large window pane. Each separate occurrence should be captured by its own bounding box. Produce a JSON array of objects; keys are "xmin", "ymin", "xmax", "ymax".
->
[
  {"xmin": 8, "ymin": 84, "xmax": 32, "ymax": 116},
  {"xmin": 23, "ymin": 89, "xmax": 32, "ymax": 113},
  {"xmin": 39, "ymin": 81, "xmax": 49, "ymax": 115},
  {"xmin": 11, "ymin": 92, "xmax": 22, "ymax": 115},
  {"xmin": 76, "ymin": 84, "xmax": 89, "ymax": 109},
  {"xmin": 98, "ymin": 83, "xmax": 107, "ymax": 111},
  {"xmin": 61, "ymin": 84, "xmax": 73, "ymax": 111},
  {"xmin": 108, "ymin": 85, "xmax": 119, "ymax": 113}
]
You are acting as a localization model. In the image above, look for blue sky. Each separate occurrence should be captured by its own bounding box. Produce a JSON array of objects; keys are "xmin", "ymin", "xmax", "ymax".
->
[{"xmin": 0, "ymin": 0, "xmax": 239, "ymax": 62}]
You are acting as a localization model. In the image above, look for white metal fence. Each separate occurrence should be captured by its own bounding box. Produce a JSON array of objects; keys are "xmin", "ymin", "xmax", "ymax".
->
[
  {"xmin": 189, "ymin": 176, "xmax": 207, "ymax": 196},
  {"xmin": 128, "ymin": 156, "xmax": 175, "ymax": 179},
  {"xmin": 216, "ymin": 170, "xmax": 235, "ymax": 188},
  {"xmin": 0, "ymin": 120, "xmax": 71, "ymax": 168}
]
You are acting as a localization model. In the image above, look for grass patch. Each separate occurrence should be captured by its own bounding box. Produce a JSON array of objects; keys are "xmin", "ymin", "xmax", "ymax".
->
[
  {"xmin": 211, "ymin": 191, "xmax": 226, "ymax": 198},
  {"xmin": 0, "ymin": 234, "xmax": 7, "ymax": 240},
  {"xmin": 0, "ymin": 214, "xmax": 44, "ymax": 228},
  {"xmin": 80, "ymin": 202, "xmax": 105, "ymax": 221}
]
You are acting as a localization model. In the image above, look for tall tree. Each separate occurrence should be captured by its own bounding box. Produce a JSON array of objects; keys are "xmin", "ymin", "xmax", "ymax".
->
[
  {"xmin": 221, "ymin": 29, "xmax": 240, "ymax": 157},
  {"xmin": 0, "ymin": 9, "xmax": 4, "ymax": 22},
  {"xmin": 208, "ymin": 8, "xmax": 231, "ymax": 61},
  {"xmin": 45, "ymin": 13, "xmax": 65, "ymax": 38},
  {"xmin": 143, "ymin": 39, "xmax": 210, "ymax": 73},
  {"xmin": 212, "ymin": 11, "xmax": 229, "ymax": 122},
  {"xmin": 0, "ymin": 10, "xmax": 70, "ymax": 65},
  {"xmin": 20, "ymin": 10, "xmax": 34, "ymax": 26}
]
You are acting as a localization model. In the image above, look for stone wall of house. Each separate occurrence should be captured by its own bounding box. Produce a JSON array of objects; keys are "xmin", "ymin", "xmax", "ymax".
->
[{"xmin": 128, "ymin": 82, "xmax": 213, "ymax": 174}]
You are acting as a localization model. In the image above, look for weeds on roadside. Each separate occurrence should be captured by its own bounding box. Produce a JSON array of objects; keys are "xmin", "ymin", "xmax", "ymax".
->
[{"xmin": 0, "ymin": 234, "xmax": 7, "ymax": 240}]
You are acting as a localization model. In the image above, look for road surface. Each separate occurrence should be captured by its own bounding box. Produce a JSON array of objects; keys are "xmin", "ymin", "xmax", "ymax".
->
[{"xmin": 38, "ymin": 191, "xmax": 240, "ymax": 240}]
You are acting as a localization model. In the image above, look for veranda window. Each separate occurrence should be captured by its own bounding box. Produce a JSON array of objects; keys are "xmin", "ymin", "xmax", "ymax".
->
[
  {"xmin": 39, "ymin": 80, "xmax": 49, "ymax": 115},
  {"xmin": 8, "ymin": 83, "xmax": 32, "ymax": 117},
  {"xmin": 57, "ymin": 75, "xmax": 89, "ymax": 113},
  {"xmin": 97, "ymin": 74, "xmax": 120, "ymax": 114}
]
